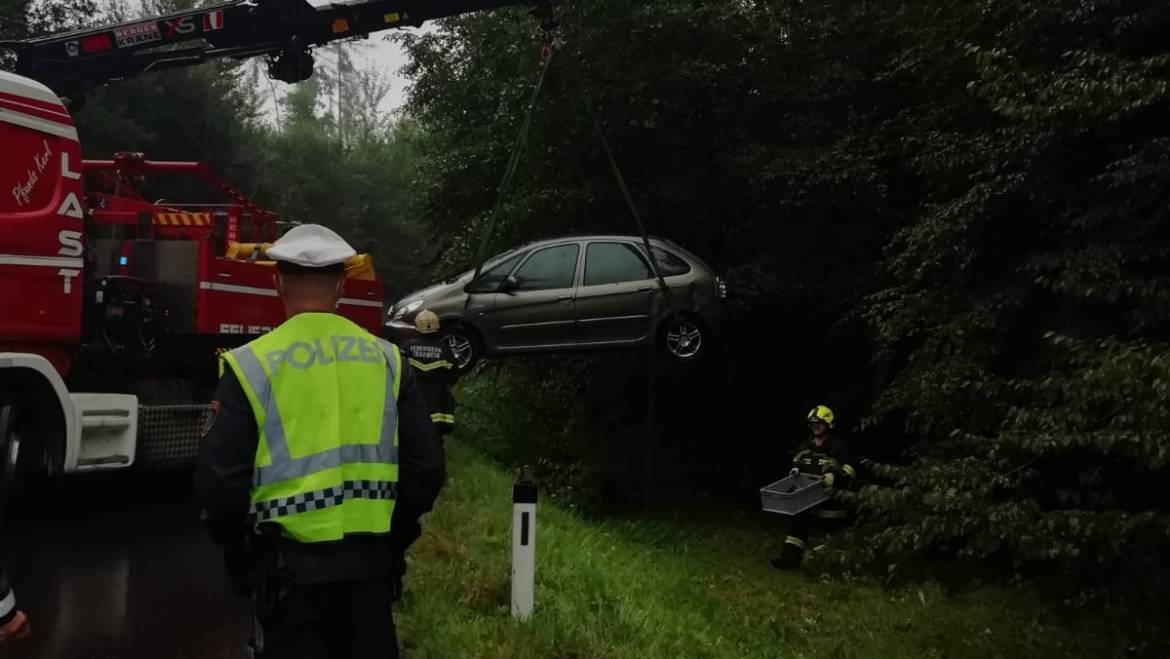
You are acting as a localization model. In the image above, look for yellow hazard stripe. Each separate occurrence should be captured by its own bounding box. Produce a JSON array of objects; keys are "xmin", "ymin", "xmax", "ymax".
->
[{"xmin": 153, "ymin": 212, "xmax": 212, "ymax": 227}]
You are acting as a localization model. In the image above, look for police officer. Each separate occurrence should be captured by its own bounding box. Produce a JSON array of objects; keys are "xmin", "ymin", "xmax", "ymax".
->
[
  {"xmin": 0, "ymin": 566, "xmax": 30, "ymax": 642},
  {"xmin": 771, "ymin": 405, "xmax": 856, "ymax": 570},
  {"xmin": 401, "ymin": 310, "xmax": 458, "ymax": 441},
  {"xmin": 195, "ymin": 224, "xmax": 445, "ymax": 659}
]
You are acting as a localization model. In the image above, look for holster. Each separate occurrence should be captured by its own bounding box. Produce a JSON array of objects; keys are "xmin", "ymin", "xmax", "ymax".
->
[
  {"xmin": 249, "ymin": 524, "xmax": 290, "ymax": 621},
  {"xmin": 388, "ymin": 518, "xmax": 421, "ymax": 604}
]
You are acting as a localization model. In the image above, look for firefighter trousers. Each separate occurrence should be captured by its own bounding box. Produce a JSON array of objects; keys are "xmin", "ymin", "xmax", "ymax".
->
[{"xmin": 775, "ymin": 508, "xmax": 848, "ymax": 568}]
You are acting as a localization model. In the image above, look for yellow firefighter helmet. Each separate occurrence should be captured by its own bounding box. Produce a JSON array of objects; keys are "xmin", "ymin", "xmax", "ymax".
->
[
  {"xmin": 414, "ymin": 309, "xmax": 440, "ymax": 334},
  {"xmin": 807, "ymin": 405, "xmax": 835, "ymax": 429}
]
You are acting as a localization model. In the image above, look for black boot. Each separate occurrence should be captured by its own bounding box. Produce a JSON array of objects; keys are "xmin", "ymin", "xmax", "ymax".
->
[{"xmin": 770, "ymin": 538, "xmax": 804, "ymax": 570}]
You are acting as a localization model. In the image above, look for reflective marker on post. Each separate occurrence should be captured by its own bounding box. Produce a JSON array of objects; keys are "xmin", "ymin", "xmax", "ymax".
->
[{"xmin": 511, "ymin": 465, "xmax": 538, "ymax": 620}]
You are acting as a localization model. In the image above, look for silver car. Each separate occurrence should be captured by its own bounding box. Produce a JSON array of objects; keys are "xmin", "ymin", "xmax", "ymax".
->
[{"xmin": 384, "ymin": 235, "xmax": 727, "ymax": 370}]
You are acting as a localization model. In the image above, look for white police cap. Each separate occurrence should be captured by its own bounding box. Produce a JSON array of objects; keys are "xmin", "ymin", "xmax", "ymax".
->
[{"xmin": 267, "ymin": 224, "xmax": 356, "ymax": 268}]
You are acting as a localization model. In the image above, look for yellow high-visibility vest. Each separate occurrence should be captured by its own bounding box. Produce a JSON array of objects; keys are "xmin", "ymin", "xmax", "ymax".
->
[{"xmin": 221, "ymin": 312, "xmax": 402, "ymax": 543}]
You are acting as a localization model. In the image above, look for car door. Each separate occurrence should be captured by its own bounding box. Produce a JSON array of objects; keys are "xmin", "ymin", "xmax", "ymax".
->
[
  {"xmin": 482, "ymin": 243, "xmax": 582, "ymax": 350},
  {"xmin": 573, "ymin": 241, "xmax": 656, "ymax": 344},
  {"xmin": 464, "ymin": 251, "xmax": 527, "ymax": 348}
]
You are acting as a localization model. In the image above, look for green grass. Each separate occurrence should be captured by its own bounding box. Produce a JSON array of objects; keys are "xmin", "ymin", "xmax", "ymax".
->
[{"xmin": 395, "ymin": 441, "xmax": 1124, "ymax": 659}]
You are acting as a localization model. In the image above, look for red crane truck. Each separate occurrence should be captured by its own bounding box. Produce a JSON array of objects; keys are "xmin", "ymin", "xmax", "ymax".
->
[{"xmin": 0, "ymin": 0, "xmax": 543, "ymax": 502}]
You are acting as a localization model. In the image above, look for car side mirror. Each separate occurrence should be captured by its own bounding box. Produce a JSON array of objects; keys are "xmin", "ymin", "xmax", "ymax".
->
[
  {"xmin": 499, "ymin": 275, "xmax": 520, "ymax": 293},
  {"xmin": 465, "ymin": 277, "xmax": 492, "ymax": 294}
]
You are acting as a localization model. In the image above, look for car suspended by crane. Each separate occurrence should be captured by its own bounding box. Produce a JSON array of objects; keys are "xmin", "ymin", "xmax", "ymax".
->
[{"xmin": 0, "ymin": 0, "xmax": 550, "ymax": 503}]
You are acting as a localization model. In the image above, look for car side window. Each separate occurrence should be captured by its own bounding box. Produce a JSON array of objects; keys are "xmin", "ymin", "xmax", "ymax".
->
[
  {"xmin": 584, "ymin": 242, "xmax": 652, "ymax": 286},
  {"xmin": 471, "ymin": 253, "xmax": 525, "ymax": 292},
  {"xmin": 650, "ymin": 247, "xmax": 691, "ymax": 276},
  {"xmin": 513, "ymin": 244, "xmax": 580, "ymax": 291}
]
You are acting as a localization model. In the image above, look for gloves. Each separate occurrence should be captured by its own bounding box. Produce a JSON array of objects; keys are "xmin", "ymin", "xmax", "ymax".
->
[
  {"xmin": 389, "ymin": 547, "xmax": 407, "ymax": 603},
  {"xmin": 390, "ymin": 574, "xmax": 403, "ymax": 603},
  {"xmin": 0, "ymin": 611, "xmax": 30, "ymax": 641},
  {"xmin": 823, "ymin": 472, "xmax": 836, "ymax": 489},
  {"xmin": 224, "ymin": 541, "xmax": 253, "ymax": 597}
]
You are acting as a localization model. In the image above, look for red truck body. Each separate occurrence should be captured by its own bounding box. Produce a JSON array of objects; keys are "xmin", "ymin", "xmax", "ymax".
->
[
  {"xmin": 0, "ymin": 69, "xmax": 384, "ymax": 474},
  {"xmin": 0, "ymin": 75, "xmax": 86, "ymax": 376},
  {"xmin": 1, "ymin": 70, "xmax": 384, "ymax": 380}
]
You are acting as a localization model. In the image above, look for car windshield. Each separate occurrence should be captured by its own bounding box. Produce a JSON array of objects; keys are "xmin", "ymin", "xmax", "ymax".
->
[
  {"xmin": 469, "ymin": 252, "xmax": 527, "ymax": 292},
  {"xmin": 445, "ymin": 249, "xmax": 520, "ymax": 283}
]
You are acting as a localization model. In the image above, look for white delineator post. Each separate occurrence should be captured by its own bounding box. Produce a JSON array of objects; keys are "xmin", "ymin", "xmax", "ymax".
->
[{"xmin": 511, "ymin": 466, "xmax": 538, "ymax": 620}]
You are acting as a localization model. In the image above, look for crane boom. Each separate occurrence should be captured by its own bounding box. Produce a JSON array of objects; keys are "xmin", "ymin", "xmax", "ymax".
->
[{"xmin": 2, "ymin": 0, "xmax": 548, "ymax": 103}]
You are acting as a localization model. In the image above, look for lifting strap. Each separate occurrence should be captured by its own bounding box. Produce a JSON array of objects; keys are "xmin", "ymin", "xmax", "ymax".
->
[
  {"xmin": 463, "ymin": 39, "xmax": 559, "ymax": 318},
  {"xmin": 573, "ymin": 76, "xmax": 680, "ymax": 323},
  {"xmin": 463, "ymin": 23, "xmax": 681, "ymax": 326}
]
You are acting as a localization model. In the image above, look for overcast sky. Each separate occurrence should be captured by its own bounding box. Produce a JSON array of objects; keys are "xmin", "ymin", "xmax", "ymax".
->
[
  {"xmin": 364, "ymin": 33, "xmax": 416, "ymax": 112},
  {"xmin": 253, "ymin": 28, "xmax": 424, "ymax": 123},
  {"xmin": 72, "ymin": 0, "xmax": 432, "ymax": 119}
]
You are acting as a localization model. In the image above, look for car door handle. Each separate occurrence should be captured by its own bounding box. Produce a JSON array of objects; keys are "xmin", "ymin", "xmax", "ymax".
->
[
  {"xmin": 638, "ymin": 285, "xmax": 653, "ymax": 292},
  {"xmin": 557, "ymin": 295, "xmax": 574, "ymax": 302}
]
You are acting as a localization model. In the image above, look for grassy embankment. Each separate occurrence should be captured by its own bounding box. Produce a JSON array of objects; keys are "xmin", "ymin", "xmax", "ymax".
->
[{"xmin": 395, "ymin": 440, "xmax": 1123, "ymax": 659}]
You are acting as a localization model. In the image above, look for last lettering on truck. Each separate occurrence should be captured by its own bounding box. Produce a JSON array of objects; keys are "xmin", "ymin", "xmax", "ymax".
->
[{"xmin": 56, "ymin": 150, "xmax": 83, "ymax": 294}]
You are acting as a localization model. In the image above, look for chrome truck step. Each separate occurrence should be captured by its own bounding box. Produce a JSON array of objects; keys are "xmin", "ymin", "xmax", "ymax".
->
[
  {"xmin": 71, "ymin": 394, "xmax": 138, "ymax": 471},
  {"xmin": 136, "ymin": 404, "xmax": 213, "ymax": 468}
]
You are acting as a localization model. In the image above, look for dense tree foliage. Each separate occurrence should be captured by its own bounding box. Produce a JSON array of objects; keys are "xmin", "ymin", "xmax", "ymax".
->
[
  {"xmin": 397, "ymin": 0, "xmax": 1170, "ymax": 635},
  {"xmin": 847, "ymin": 0, "xmax": 1170, "ymax": 623},
  {"xmin": 397, "ymin": 0, "xmax": 892, "ymax": 503}
]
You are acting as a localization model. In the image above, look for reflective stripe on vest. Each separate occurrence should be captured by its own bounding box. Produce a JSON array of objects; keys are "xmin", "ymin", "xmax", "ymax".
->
[
  {"xmin": 250, "ymin": 480, "xmax": 399, "ymax": 522},
  {"xmin": 223, "ymin": 314, "xmax": 402, "ymax": 543},
  {"xmin": 229, "ymin": 341, "xmax": 400, "ymax": 486}
]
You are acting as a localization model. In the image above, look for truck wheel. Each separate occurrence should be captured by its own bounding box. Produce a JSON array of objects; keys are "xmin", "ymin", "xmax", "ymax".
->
[{"xmin": 0, "ymin": 404, "xmax": 19, "ymax": 518}]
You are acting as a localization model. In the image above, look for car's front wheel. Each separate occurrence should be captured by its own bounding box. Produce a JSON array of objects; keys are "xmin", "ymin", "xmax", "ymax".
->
[
  {"xmin": 659, "ymin": 315, "xmax": 708, "ymax": 363},
  {"xmin": 441, "ymin": 325, "xmax": 483, "ymax": 375}
]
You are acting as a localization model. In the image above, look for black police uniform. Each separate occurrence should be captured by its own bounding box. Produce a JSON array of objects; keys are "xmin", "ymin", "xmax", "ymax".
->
[
  {"xmin": 194, "ymin": 352, "xmax": 444, "ymax": 659},
  {"xmin": 0, "ymin": 566, "xmax": 16, "ymax": 628},
  {"xmin": 401, "ymin": 335, "xmax": 458, "ymax": 439},
  {"xmin": 773, "ymin": 434, "xmax": 856, "ymax": 569}
]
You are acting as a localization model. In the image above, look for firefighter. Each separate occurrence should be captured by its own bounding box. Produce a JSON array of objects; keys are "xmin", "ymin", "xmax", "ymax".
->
[
  {"xmin": 194, "ymin": 224, "xmax": 445, "ymax": 659},
  {"xmin": 0, "ymin": 566, "xmax": 30, "ymax": 641},
  {"xmin": 771, "ymin": 404, "xmax": 857, "ymax": 570},
  {"xmin": 401, "ymin": 310, "xmax": 458, "ymax": 442}
]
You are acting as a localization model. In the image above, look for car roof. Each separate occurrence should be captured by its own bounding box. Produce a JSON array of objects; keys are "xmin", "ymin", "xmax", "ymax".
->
[{"xmin": 513, "ymin": 235, "xmax": 677, "ymax": 251}]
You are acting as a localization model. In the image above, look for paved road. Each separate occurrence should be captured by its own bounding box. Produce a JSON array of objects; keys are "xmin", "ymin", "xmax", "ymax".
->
[{"xmin": 0, "ymin": 470, "xmax": 251, "ymax": 658}]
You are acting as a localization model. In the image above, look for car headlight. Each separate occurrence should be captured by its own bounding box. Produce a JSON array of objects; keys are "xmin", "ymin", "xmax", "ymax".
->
[{"xmin": 393, "ymin": 300, "xmax": 424, "ymax": 319}]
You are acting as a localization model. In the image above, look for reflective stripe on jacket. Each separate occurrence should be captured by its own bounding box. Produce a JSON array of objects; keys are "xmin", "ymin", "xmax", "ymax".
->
[{"xmin": 402, "ymin": 336, "xmax": 457, "ymax": 434}]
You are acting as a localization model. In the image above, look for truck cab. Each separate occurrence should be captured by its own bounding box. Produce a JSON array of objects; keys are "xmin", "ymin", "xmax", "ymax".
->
[{"xmin": 0, "ymin": 69, "xmax": 385, "ymax": 500}]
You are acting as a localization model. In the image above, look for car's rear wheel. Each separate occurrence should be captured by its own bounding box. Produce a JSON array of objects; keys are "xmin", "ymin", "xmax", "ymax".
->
[
  {"xmin": 659, "ymin": 315, "xmax": 707, "ymax": 363},
  {"xmin": 441, "ymin": 325, "xmax": 482, "ymax": 375}
]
